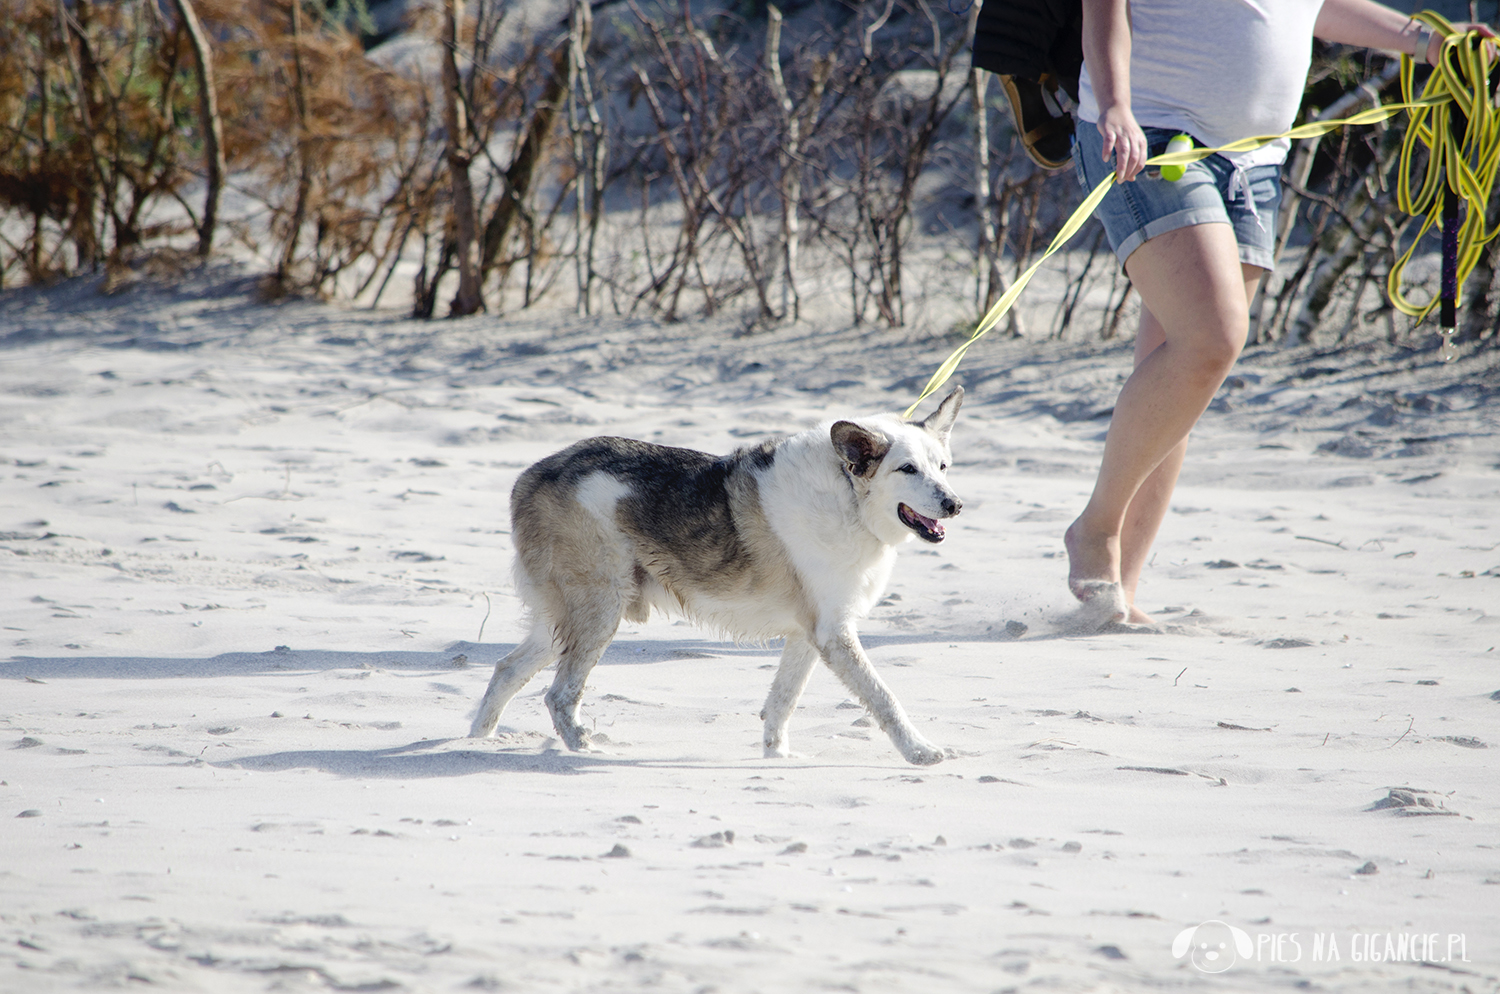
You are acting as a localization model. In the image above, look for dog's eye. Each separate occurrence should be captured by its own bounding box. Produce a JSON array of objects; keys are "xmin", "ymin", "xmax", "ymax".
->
[
  {"xmin": 940, "ymin": 463, "xmax": 947, "ymax": 471},
  {"xmin": 898, "ymin": 463, "xmax": 918, "ymax": 474}
]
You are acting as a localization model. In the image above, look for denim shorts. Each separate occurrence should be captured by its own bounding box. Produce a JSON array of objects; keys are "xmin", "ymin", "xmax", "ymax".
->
[{"xmin": 1073, "ymin": 123, "xmax": 1282, "ymax": 271}]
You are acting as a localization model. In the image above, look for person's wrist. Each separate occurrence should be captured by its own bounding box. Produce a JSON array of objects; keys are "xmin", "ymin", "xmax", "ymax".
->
[{"xmin": 1407, "ymin": 25, "xmax": 1433, "ymax": 63}]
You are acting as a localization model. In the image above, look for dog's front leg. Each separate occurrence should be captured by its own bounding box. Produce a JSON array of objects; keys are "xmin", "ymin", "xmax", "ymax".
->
[
  {"xmin": 761, "ymin": 638, "xmax": 819, "ymax": 758},
  {"xmin": 816, "ymin": 624, "xmax": 944, "ymax": 766}
]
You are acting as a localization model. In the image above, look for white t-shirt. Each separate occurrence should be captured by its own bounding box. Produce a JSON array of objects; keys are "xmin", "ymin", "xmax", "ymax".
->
[{"xmin": 1076, "ymin": 0, "xmax": 1328, "ymax": 167}]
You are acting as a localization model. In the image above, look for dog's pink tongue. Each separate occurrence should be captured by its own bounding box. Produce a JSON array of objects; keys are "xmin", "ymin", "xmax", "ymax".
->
[{"xmin": 915, "ymin": 508, "xmax": 943, "ymax": 537}]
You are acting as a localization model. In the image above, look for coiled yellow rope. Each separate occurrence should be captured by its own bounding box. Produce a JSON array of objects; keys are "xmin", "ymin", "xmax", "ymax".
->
[
  {"xmin": 1390, "ymin": 12, "xmax": 1500, "ymax": 321},
  {"xmin": 905, "ymin": 18, "xmax": 1496, "ymax": 418}
]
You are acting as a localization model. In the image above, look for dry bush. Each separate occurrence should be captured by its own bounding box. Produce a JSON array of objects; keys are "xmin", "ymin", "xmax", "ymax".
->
[
  {"xmin": 468, "ymin": 30, "xmax": 576, "ymax": 314},
  {"xmin": 0, "ymin": 0, "xmax": 203, "ymax": 285},
  {"xmin": 597, "ymin": 0, "xmax": 992, "ymax": 328},
  {"xmin": 202, "ymin": 0, "xmax": 435, "ymax": 300},
  {"xmin": 403, "ymin": 1, "xmax": 596, "ymax": 318},
  {"xmin": 615, "ymin": 0, "xmax": 780, "ymax": 321},
  {"xmin": 0, "ymin": 0, "xmax": 436, "ymax": 301}
]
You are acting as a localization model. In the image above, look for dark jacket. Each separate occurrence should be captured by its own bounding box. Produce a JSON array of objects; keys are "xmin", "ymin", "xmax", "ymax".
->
[{"xmin": 971, "ymin": 0, "xmax": 1084, "ymax": 100}]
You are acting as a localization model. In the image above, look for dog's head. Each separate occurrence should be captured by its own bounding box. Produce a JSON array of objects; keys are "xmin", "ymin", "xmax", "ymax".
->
[{"xmin": 831, "ymin": 387, "xmax": 963, "ymax": 546}]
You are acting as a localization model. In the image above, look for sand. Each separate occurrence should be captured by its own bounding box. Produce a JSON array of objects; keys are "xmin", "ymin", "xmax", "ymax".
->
[{"xmin": 2, "ymin": 264, "xmax": 1498, "ymax": 993}]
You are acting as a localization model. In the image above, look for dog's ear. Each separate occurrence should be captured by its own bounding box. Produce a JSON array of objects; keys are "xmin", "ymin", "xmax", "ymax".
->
[
  {"xmin": 916, "ymin": 386, "xmax": 963, "ymax": 443},
  {"xmin": 831, "ymin": 421, "xmax": 891, "ymax": 478}
]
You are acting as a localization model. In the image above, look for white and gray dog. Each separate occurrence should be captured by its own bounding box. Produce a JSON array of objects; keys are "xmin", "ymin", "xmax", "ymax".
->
[{"xmin": 468, "ymin": 388, "xmax": 963, "ymax": 765}]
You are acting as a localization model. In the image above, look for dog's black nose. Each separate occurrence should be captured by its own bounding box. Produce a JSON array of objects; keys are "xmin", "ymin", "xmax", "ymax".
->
[{"xmin": 942, "ymin": 496, "xmax": 962, "ymax": 516}]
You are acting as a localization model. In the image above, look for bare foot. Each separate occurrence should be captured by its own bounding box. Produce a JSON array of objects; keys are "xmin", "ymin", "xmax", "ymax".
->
[
  {"xmin": 1064, "ymin": 518, "xmax": 1127, "ymax": 627},
  {"xmin": 1127, "ymin": 604, "xmax": 1154, "ymax": 625},
  {"xmin": 1064, "ymin": 518, "xmax": 1123, "ymax": 591}
]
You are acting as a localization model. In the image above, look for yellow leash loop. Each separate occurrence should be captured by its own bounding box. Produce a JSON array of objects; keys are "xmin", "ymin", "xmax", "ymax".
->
[
  {"xmin": 905, "ymin": 22, "xmax": 1496, "ymax": 418},
  {"xmin": 1389, "ymin": 12, "xmax": 1500, "ymax": 326}
]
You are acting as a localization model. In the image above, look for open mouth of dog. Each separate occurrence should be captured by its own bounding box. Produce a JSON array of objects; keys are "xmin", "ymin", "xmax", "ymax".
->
[{"xmin": 898, "ymin": 503, "xmax": 946, "ymax": 543}]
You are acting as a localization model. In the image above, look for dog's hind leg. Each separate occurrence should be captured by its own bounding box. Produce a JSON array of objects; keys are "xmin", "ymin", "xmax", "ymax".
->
[
  {"xmin": 544, "ymin": 610, "xmax": 620, "ymax": 751},
  {"xmin": 469, "ymin": 629, "xmax": 559, "ymax": 738},
  {"xmin": 761, "ymin": 637, "xmax": 819, "ymax": 758},
  {"xmin": 816, "ymin": 623, "xmax": 945, "ymax": 766}
]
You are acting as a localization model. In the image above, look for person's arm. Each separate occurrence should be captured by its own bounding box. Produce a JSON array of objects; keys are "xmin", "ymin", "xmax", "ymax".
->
[
  {"xmin": 1314, "ymin": 0, "xmax": 1494, "ymax": 62},
  {"xmin": 1082, "ymin": 0, "xmax": 1147, "ymax": 182}
]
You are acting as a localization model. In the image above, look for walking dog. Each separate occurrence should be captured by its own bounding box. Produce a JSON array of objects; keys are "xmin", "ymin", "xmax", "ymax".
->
[{"xmin": 468, "ymin": 388, "xmax": 963, "ymax": 765}]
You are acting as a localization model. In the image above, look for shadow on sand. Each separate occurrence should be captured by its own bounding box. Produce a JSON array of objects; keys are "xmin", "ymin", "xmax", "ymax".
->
[
  {"xmin": 2, "ymin": 629, "xmax": 1039, "ymax": 681},
  {"xmin": 215, "ymin": 737, "xmax": 614, "ymax": 779},
  {"xmin": 214, "ymin": 736, "xmax": 908, "ymax": 780}
]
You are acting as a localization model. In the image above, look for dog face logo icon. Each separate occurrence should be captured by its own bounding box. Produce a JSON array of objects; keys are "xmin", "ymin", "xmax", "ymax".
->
[{"xmin": 1172, "ymin": 920, "xmax": 1254, "ymax": 973}]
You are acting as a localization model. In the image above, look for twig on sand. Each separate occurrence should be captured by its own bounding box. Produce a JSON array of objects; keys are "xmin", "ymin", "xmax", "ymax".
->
[
  {"xmin": 1389, "ymin": 715, "xmax": 1415, "ymax": 749},
  {"xmin": 477, "ymin": 592, "xmax": 492, "ymax": 643},
  {"xmin": 1173, "ymin": 667, "xmax": 1187, "ymax": 687},
  {"xmin": 1295, "ymin": 535, "xmax": 1346, "ymax": 549},
  {"xmin": 224, "ymin": 465, "xmax": 301, "ymax": 503}
]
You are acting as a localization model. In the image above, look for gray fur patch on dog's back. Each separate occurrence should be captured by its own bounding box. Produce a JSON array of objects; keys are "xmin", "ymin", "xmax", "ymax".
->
[{"xmin": 511, "ymin": 436, "xmax": 792, "ymax": 618}]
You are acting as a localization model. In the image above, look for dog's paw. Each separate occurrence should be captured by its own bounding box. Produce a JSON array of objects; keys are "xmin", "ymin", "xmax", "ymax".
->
[
  {"xmin": 763, "ymin": 736, "xmax": 795, "ymax": 759},
  {"xmin": 900, "ymin": 738, "xmax": 946, "ymax": 766}
]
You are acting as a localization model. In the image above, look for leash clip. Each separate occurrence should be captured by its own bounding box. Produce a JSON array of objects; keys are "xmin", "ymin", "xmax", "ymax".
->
[{"xmin": 1437, "ymin": 327, "xmax": 1459, "ymax": 361}]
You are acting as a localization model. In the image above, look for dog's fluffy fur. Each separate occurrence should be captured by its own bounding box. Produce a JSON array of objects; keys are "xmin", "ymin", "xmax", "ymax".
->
[{"xmin": 468, "ymin": 388, "xmax": 964, "ymax": 765}]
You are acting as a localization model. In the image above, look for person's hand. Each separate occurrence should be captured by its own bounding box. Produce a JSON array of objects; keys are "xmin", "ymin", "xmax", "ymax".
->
[
  {"xmin": 1434, "ymin": 21, "xmax": 1498, "ymax": 62},
  {"xmin": 1096, "ymin": 104, "xmax": 1147, "ymax": 183}
]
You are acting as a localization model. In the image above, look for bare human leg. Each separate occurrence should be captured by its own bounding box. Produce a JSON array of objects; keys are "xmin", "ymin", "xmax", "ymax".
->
[
  {"xmin": 1065, "ymin": 220, "xmax": 1265, "ymax": 626},
  {"xmin": 1117, "ymin": 266, "xmax": 1266, "ymax": 622},
  {"xmin": 1117, "ymin": 433, "xmax": 1185, "ymax": 622}
]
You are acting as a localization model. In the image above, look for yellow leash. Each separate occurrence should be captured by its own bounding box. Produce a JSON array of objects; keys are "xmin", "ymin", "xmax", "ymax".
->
[
  {"xmin": 1391, "ymin": 13, "xmax": 1500, "ymax": 332},
  {"xmin": 906, "ymin": 19, "xmax": 1497, "ymax": 418}
]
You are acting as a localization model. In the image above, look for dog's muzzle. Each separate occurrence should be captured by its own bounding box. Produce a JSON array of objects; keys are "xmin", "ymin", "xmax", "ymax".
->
[{"xmin": 898, "ymin": 501, "xmax": 957, "ymax": 543}]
